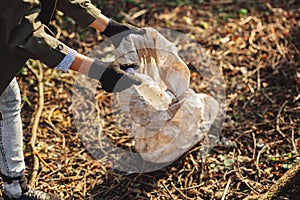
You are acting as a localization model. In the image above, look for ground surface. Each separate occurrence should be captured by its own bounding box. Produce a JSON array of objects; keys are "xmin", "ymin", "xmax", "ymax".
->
[{"xmin": 9, "ymin": 0, "xmax": 300, "ymax": 199}]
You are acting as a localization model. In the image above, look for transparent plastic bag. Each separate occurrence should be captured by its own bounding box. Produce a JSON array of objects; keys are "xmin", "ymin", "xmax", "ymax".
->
[{"xmin": 115, "ymin": 28, "xmax": 219, "ymax": 163}]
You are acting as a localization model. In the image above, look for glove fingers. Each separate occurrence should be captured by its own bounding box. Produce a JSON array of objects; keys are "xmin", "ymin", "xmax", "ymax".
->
[
  {"xmin": 112, "ymin": 74, "xmax": 142, "ymax": 92},
  {"xmin": 135, "ymin": 29, "xmax": 146, "ymax": 35},
  {"xmin": 126, "ymin": 73, "xmax": 142, "ymax": 85},
  {"xmin": 101, "ymin": 71, "xmax": 141, "ymax": 92},
  {"xmin": 128, "ymin": 28, "xmax": 146, "ymax": 35},
  {"xmin": 120, "ymin": 63, "xmax": 139, "ymax": 71}
]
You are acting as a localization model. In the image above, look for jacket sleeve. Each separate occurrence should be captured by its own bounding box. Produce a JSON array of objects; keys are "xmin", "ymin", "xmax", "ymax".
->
[
  {"xmin": 56, "ymin": 0, "xmax": 101, "ymax": 28},
  {"xmin": 3, "ymin": 0, "xmax": 69, "ymax": 68}
]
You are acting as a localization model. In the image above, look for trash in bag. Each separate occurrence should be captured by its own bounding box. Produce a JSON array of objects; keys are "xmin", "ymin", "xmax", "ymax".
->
[
  {"xmin": 125, "ymin": 67, "xmax": 177, "ymax": 111},
  {"xmin": 114, "ymin": 27, "xmax": 219, "ymax": 163}
]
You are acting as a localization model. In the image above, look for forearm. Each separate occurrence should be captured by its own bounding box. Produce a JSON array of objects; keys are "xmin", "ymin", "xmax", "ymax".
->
[
  {"xmin": 56, "ymin": 14, "xmax": 110, "ymax": 74},
  {"xmin": 69, "ymin": 53, "xmax": 93, "ymax": 75},
  {"xmin": 89, "ymin": 13, "xmax": 110, "ymax": 32}
]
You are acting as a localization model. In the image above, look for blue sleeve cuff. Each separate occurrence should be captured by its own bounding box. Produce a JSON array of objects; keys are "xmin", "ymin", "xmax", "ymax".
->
[{"xmin": 55, "ymin": 48, "xmax": 77, "ymax": 72}]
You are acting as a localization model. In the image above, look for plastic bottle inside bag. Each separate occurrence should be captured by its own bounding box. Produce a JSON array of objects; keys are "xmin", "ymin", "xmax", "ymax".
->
[{"xmin": 126, "ymin": 68, "xmax": 176, "ymax": 111}]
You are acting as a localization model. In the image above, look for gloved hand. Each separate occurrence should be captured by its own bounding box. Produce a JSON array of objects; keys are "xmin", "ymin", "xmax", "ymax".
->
[
  {"xmin": 88, "ymin": 59, "xmax": 142, "ymax": 92},
  {"xmin": 102, "ymin": 19, "xmax": 145, "ymax": 47}
]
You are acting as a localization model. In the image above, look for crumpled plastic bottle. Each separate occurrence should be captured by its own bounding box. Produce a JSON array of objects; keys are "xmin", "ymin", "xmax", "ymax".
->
[{"xmin": 126, "ymin": 68, "xmax": 176, "ymax": 111}]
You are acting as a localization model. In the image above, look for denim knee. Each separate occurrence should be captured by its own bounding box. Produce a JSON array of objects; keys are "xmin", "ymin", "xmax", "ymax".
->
[{"xmin": 0, "ymin": 78, "xmax": 21, "ymax": 119}]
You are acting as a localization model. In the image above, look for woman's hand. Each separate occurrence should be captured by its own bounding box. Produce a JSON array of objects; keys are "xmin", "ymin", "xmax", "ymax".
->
[
  {"xmin": 102, "ymin": 19, "xmax": 146, "ymax": 47},
  {"xmin": 88, "ymin": 60, "xmax": 142, "ymax": 92}
]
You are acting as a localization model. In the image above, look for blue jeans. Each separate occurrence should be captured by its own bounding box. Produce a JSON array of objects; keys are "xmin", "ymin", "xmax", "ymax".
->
[{"xmin": 0, "ymin": 78, "xmax": 25, "ymax": 178}]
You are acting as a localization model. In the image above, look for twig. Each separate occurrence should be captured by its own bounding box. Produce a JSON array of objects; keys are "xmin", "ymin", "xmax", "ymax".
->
[
  {"xmin": 28, "ymin": 61, "xmax": 44, "ymax": 186},
  {"xmin": 262, "ymin": 90, "xmax": 275, "ymax": 104},
  {"xmin": 252, "ymin": 132, "xmax": 257, "ymax": 160},
  {"xmin": 161, "ymin": 181, "xmax": 175, "ymax": 200},
  {"xmin": 46, "ymin": 106, "xmax": 67, "ymax": 170},
  {"xmin": 120, "ymin": 11, "xmax": 137, "ymax": 25},
  {"xmin": 51, "ymin": 20, "xmax": 62, "ymax": 40},
  {"xmin": 131, "ymin": 9, "xmax": 148, "ymax": 20},
  {"xmin": 34, "ymin": 151, "xmax": 54, "ymax": 172},
  {"xmin": 171, "ymin": 182, "xmax": 194, "ymax": 200},
  {"xmin": 256, "ymin": 144, "xmax": 270, "ymax": 177},
  {"xmin": 182, "ymin": 182, "xmax": 204, "ymax": 190},
  {"xmin": 257, "ymin": 68, "xmax": 261, "ymax": 91},
  {"xmin": 83, "ymin": 171, "xmax": 88, "ymax": 197},
  {"xmin": 289, "ymin": 116, "xmax": 298, "ymax": 154},
  {"xmin": 236, "ymin": 153, "xmax": 260, "ymax": 195},
  {"xmin": 221, "ymin": 178, "xmax": 231, "ymax": 200},
  {"xmin": 275, "ymin": 100, "xmax": 288, "ymax": 138},
  {"xmin": 258, "ymin": 159, "xmax": 300, "ymax": 200}
]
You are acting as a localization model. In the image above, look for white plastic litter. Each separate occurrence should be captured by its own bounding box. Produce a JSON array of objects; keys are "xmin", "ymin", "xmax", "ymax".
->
[
  {"xmin": 115, "ymin": 28, "xmax": 219, "ymax": 163},
  {"xmin": 126, "ymin": 68, "xmax": 176, "ymax": 111}
]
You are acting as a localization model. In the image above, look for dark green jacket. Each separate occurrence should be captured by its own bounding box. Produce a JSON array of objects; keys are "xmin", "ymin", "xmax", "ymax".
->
[{"xmin": 0, "ymin": 0, "xmax": 101, "ymax": 95}]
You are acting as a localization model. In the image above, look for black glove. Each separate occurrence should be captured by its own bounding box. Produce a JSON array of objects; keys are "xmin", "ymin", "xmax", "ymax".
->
[
  {"xmin": 88, "ymin": 59, "xmax": 142, "ymax": 93},
  {"xmin": 102, "ymin": 19, "xmax": 145, "ymax": 47}
]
